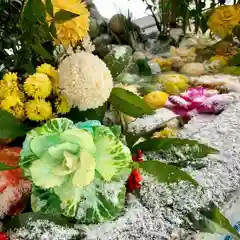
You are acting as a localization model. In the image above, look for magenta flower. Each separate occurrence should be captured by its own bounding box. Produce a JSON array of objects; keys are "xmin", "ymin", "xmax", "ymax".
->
[{"xmin": 165, "ymin": 87, "xmax": 230, "ymax": 120}]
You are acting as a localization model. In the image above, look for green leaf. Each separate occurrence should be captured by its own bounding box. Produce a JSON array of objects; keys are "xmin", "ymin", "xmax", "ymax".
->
[
  {"xmin": 66, "ymin": 104, "xmax": 107, "ymax": 123},
  {"xmin": 0, "ymin": 110, "xmax": 29, "ymax": 139},
  {"xmin": 200, "ymin": 16, "xmax": 209, "ymax": 34},
  {"xmin": 132, "ymin": 138, "xmax": 218, "ymax": 156},
  {"xmin": 139, "ymin": 160, "xmax": 198, "ymax": 186},
  {"xmin": 31, "ymin": 42, "xmax": 53, "ymax": 60},
  {"xmin": 109, "ymin": 88, "xmax": 153, "ymax": 118},
  {"xmin": 110, "ymin": 125, "xmax": 122, "ymax": 138},
  {"xmin": 50, "ymin": 21, "xmax": 57, "ymax": 38},
  {"xmin": 94, "ymin": 125, "xmax": 132, "ymax": 182},
  {"xmin": 54, "ymin": 10, "xmax": 79, "ymax": 23},
  {"xmin": 22, "ymin": 0, "xmax": 46, "ymax": 23},
  {"xmin": 135, "ymin": 59, "xmax": 152, "ymax": 76},
  {"xmin": 0, "ymin": 163, "xmax": 18, "ymax": 171},
  {"xmin": 231, "ymin": 53, "xmax": 240, "ymax": 66},
  {"xmin": 45, "ymin": 0, "xmax": 54, "ymax": 17},
  {"xmin": 198, "ymin": 203, "xmax": 240, "ymax": 240},
  {"xmin": 125, "ymin": 133, "xmax": 140, "ymax": 149}
]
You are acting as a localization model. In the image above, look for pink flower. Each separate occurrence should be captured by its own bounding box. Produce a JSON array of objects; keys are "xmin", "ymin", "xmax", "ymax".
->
[
  {"xmin": 165, "ymin": 87, "xmax": 229, "ymax": 120},
  {"xmin": 0, "ymin": 146, "xmax": 31, "ymax": 218}
]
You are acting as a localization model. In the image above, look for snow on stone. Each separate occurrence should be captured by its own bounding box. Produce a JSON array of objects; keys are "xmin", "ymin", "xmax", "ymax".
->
[
  {"xmin": 8, "ymin": 220, "xmax": 80, "ymax": 240},
  {"xmin": 127, "ymin": 108, "xmax": 178, "ymax": 135}
]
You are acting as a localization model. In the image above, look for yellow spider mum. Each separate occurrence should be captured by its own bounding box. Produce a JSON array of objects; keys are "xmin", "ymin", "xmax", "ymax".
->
[
  {"xmin": 36, "ymin": 63, "xmax": 60, "ymax": 94},
  {"xmin": 152, "ymin": 127, "xmax": 176, "ymax": 139},
  {"xmin": 1, "ymin": 96, "xmax": 25, "ymax": 120},
  {"xmin": 0, "ymin": 81, "xmax": 20, "ymax": 99},
  {"xmin": 24, "ymin": 73, "xmax": 52, "ymax": 99},
  {"xmin": 208, "ymin": 5, "xmax": 240, "ymax": 39},
  {"xmin": 3, "ymin": 72, "xmax": 18, "ymax": 82},
  {"xmin": 44, "ymin": 0, "xmax": 89, "ymax": 47},
  {"xmin": 55, "ymin": 95, "xmax": 70, "ymax": 114},
  {"xmin": 25, "ymin": 99, "xmax": 52, "ymax": 121}
]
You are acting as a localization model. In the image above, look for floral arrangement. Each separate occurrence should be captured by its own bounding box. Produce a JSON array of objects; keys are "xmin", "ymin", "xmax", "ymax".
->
[
  {"xmin": 1, "ymin": 0, "xmax": 240, "ymax": 239},
  {"xmin": 0, "ymin": 64, "xmax": 69, "ymax": 122}
]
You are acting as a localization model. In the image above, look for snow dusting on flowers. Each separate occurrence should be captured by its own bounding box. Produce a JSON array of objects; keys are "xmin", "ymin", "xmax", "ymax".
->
[{"xmin": 20, "ymin": 119, "xmax": 132, "ymax": 223}]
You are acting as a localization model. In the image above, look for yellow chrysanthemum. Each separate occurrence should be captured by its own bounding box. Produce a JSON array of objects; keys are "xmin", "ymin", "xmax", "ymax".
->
[
  {"xmin": 0, "ymin": 81, "xmax": 20, "ymax": 99},
  {"xmin": 153, "ymin": 58, "xmax": 172, "ymax": 71},
  {"xmin": 1, "ymin": 96, "xmax": 25, "ymax": 120},
  {"xmin": 152, "ymin": 127, "xmax": 176, "ymax": 139},
  {"xmin": 43, "ymin": 0, "xmax": 89, "ymax": 47},
  {"xmin": 208, "ymin": 5, "xmax": 240, "ymax": 39},
  {"xmin": 55, "ymin": 95, "xmax": 70, "ymax": 114},
  {"xmin": 25, "ymin": 99, "xmax": 52, "ymax": 121},
  {"xmin": 24, "ymin": 73, "xmax": 52, "ymax": 99},
  {"xmin": 36, "ymin": 63, "xmax": 60, "ymax": 94},
  {"xmin": 3, "ymin": 72, "xmax": 18, "ymax": 82},
  {"xmin": 144, "ymin": 91, "xmax": 169, "ymax": 109}
]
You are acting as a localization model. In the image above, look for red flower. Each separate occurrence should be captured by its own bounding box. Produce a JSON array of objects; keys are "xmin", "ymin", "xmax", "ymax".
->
[
  {"xmin": 0, "ymin": 232, "xmax": 8, "ymax": 240},
  {"xmin": 127, "ymin": 150, "xmax": 144, "ymax": 192},
  {"xmin": 0, "ymin": 146, "xmax": 31, "ymax": 218}
]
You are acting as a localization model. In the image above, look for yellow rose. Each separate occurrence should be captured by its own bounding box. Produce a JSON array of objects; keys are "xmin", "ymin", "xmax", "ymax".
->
[
  {"xmin": 144, "ymin": 91, "xmax": 169, "ymax": 109},
  {"xmin": 210, "ymin": 55, "xmax": 228, "ymax": 66},
  {"xmin": 208, "ymin": 5, "xmax": 240, "ymax": 39}
]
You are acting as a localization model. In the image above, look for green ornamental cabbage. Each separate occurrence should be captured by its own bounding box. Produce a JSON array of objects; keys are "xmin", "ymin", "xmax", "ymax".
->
[{"xmin": 20, "ymin": 118, "xmax": 132, "ymax": 223}]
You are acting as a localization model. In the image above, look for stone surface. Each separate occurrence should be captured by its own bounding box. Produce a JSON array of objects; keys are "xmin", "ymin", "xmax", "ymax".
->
[{"xmin": 83, "ymin": 94, "xmax": 240, "ymax": 240}]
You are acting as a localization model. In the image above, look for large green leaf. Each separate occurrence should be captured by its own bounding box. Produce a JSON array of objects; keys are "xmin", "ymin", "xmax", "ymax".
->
[
  {"xmin": 0, "ymin": 163, "xmax": 18, "ymax": 171},
  {"xmin": 93, "ymin": 125, "xmax": 132, "ymax": 182},
  {"xmin": 55, "ymin": 10, "xmax": 79, "ymax": 23},
  {"xmin": 31, "ymin": 42, "xmax": 53, "ymax": 60},
  {"xmin": 132, "ymin": 138, "xmax": 218, "ymax": 157},
  {"xmin": 231, "ymin": 53, "xmax": 240, "ymax": 66},
  {"xmin": 139, "ymin": 160, "xmax": 198, "ymax": 186},
  {"xmin": 0, "ymin": 110, "xmax": 29, "ymax": 139},
  {"xmin": 45, "ymin": 0, "xmax": 54, "ymax": 17},
  {"xmin": 109, "ymin": 88, "xmax": 153, "ymax": 117},
  {"xmin": 22, "ymin": 0, "xmax": 46, "ymax": 23},
  {"xmin": 66, "ymin": 104, "xmax": 107, "ymax": 123},
  {"xmin": 197, "ymin": 203, "xmax": 240, "ymax": 240},
  {"xmin": 76, "ymin": 180, "xmax": 126, "ymax": 224}
]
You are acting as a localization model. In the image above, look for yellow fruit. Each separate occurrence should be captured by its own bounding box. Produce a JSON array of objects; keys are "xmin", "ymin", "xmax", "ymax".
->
[
  {"xmin": 157, "ymin": 74, "xmax": 189, "ymax": 95},
  {"xmin": 144, "ymin": 91, "xmax": 169, "ymax": 109},
  {"xmin": 153, "ymin": 58, "xmax": 172, "ymax": 71},
  {"xmin": 152, "ymin": 127, "xmax": 176, "ymax": 139},
  {"xmin": 210, "ymin": 55, "xmax": 228, "ymax": 66}
]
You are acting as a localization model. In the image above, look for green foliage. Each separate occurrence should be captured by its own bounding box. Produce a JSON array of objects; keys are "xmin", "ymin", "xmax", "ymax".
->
[
  {"xmin": 55, "ymin": 10, "xmax": 79, "ymax": 23},
  {"xmin": 0, "ymin": 110, "xmax": 29, "ymax": 139},
  {"xmin": 191, "ymin": 203, "xmax": 240, "ymax": 240},
  {"xmin": 132, "ymin": 138, "xmax": 218, "ymax": 155},
  {"xmin": 110, "ymin": 88, "xmax": 153, "ymax": 117},
  {"xmin": 0, "ymin": 163, "xmax": 18, "ymax": 171},
  {"xmin": 138, "ymin": 160, "xmax": 198, "ymax": 186}
]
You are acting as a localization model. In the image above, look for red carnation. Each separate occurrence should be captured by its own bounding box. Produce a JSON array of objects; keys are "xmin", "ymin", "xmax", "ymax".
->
[
  {"xmin": 0, "ymin": 146, "xmax": 31, "ymax": 218},
  {"xmin": 127, "ymin": 150, "xmax": 144, "ymax": 192},
  {"xmin": 0, "ymin": 232, "xmax": 8, "ymax": 240}
]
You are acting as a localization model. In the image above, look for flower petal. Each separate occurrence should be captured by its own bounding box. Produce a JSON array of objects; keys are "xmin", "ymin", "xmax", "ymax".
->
[
  {"xmin": 93, "ymin": 126, "xmax": 132, "ymax": 182},
  {"xmin": 30, "ymin": 153, "xmax": 66, "ymax": 189},
  {"xmin": 48, "ymin": 142, "xmax": 79, "ymax": 159},
  {"xmin": 30, "ymin": 135, "xmax": 61, "ymax": 158},
  {"xmin": 72, "ymin": 151, "xmax": 96, "ymax": 188},
  {"xmin": 60, "ymin": 128, "xmax": 95, "ymax": 154}
]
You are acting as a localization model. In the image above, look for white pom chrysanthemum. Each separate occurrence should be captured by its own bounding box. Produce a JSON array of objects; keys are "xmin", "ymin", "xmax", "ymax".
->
[{"xmin": 58, "ymin": 51, "xmax": 113, "ymax": 111}]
